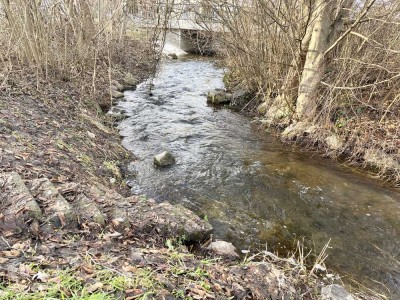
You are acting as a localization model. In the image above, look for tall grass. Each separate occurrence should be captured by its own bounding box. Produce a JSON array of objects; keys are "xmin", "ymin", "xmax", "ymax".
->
[
  {"xmin": 205, "ymin": 0, "xmax": 400, "ymax": 184},
  {"xmin": 1, "ymin": 1, "xmax": 130, "ymax": 79}
]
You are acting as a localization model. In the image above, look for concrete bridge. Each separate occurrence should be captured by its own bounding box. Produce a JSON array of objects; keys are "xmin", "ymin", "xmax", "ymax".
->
[{"xmin": 131, "ymin": 1, "xmax": 223, "ymax": 54}]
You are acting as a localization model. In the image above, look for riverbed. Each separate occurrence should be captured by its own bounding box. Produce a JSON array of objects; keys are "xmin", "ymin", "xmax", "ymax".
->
[{"xmin": 116, "ymin": 57, "xmax": 400, "ymax": 297}]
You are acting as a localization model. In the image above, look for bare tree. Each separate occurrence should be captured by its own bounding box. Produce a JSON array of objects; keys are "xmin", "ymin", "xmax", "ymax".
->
[{"xmin": 201, "ymin": 0, "xmax": 400, "ymax": 184}]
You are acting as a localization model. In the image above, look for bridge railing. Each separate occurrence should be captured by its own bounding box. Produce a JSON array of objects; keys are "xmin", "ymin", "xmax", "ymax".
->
[{"xmin": 131, "ymin": 1, "xmax": 222, "ymax": 25}]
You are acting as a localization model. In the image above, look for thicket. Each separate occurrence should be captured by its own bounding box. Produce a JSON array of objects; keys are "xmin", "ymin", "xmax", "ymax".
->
[
  {"xmin": 0, "ymin": 0, "xmax": 160, "ymax": 107},
  {"xmin": 202, "ymin": 0, "xmax": 400, "ymax": 184}
]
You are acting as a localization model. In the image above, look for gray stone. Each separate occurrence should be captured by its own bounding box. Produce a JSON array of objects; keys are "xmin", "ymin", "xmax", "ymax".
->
[
  {"xmin": 123, "ymin": 72, "xmax": 137, "ymax": 88},
  {"xmin": 230, "ymin": 89, "xmax": 250, "ymax": 106},
  {"xmin": 73, "ymin": 194, "xmax": 105, "ymax": 226},
  {"xmin": 257, "ymin": 101, "xmax": 269, "ymax": 115},
  {"xmin": 88, "ymin": 184, "xmax": 130, "ymax": 230},
  {"xmin": 207, "ymin": 241, "xmax": 239, "ymax": 258},
  {"xmin": 111, "ymin": 80, "xmax": 124, "ymax": 91},
  {"xmin": 128, "ymin": 201, "xmax": 213, "ymax": 242},
  {"xmin": 168, "ymin": 53, "xmax": 178, "ymax": 59},
  {"xmin": 321, "ymin": 284, "xmax": 354, "ymax": 300},
  {"xmin": 0, "ymin": 172, "xmax": 42, "ymax": 233},
  {"xmin": 154, "ymin": 151, "xmax": 175, "ymax": 167},
  {"xmin": 30, "ymin": 178, "xmax": 76, "ymax": 228},
  {"xmin": 207, "ymin": 89, "xmax": 232, "ymax": 105},
  {"xmin": 232, "ymin": 89, "xmax": 249, "ymax": 100},
  {"xmin": 130, "ymin": 250, "xmax": 146, "ymax": 265},
  {"xmin": 364, "ymin": 148, "xmax": 400, "ymax": 171},
  {"xmin": 111, "ymin": 90, "xmax": 124, "ymax": 99},
  {"xmin": 325, "ymin": 135, "xmax": 344, "ymax": 151}
]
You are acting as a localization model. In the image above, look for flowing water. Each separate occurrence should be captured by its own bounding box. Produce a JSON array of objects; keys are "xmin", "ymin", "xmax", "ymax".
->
[{"xmin": 116, "ymin": 57, "xmax": 400, "ymax": 297}]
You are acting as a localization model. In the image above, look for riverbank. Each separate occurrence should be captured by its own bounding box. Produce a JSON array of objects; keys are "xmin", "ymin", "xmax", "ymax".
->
[
  {"xmin": 218, "ymin": 76, "xmax": 400, "ymax": 188},
  {"xmin": 1, "ymin": 53, "xmax": 386, "ymax": 299}
]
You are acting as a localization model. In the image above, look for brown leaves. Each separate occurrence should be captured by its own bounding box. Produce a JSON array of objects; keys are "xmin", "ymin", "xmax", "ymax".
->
[
  {"xmin": 81, "ymin": 264, "xmax": 94, "ymax": 274},
  {"xmin": 1, "ymin": 249, "xmax": 21, "ymax": 258},
  {"xmin": 125, "ymin": 289, "xmax": 145, "ymax": 299},
  {"xmin": 86, "ymin": 282, "xmax": 104, "ymax": 293},
  {"xmin": 188, "ymin": 285, "xmax": 216, "ymax": 299}
]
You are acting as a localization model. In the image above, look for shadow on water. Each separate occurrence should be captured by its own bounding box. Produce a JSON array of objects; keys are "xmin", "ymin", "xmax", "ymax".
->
[{"xmin": 116, "ymin": 57, "xmax": 400, "ymax": 297}]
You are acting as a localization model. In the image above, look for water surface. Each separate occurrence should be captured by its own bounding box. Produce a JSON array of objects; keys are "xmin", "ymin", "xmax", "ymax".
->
[{"xmin": 116, "ymin": 58, "xmax": 400, "ymax": 297}]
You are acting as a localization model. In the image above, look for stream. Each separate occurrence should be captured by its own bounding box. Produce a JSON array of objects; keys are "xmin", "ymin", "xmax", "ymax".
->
[{"xmin": 115, "ymin": 57, "xmax": 400, "ymax": 297}]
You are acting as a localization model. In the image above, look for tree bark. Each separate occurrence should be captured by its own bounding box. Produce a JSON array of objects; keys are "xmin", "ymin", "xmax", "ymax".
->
[{"xmin": 295, "ymin": 0, "xmax": 333, "ymax": 120}]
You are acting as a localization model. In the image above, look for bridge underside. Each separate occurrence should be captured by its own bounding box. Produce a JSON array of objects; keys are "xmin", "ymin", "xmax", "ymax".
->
[{"xmin": 165, "ymin": 29, "xmax": 217, "ymax": 55}]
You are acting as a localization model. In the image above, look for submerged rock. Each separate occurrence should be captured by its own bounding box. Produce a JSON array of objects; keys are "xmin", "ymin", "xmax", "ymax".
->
[
  {"xmin": 207, "ymin": 241, "xmax": 239, "ymax": 258},
  {"xmin": 321, "ymin": 284, "xmax": 354, "ymax": 300},
  {"xmin": 128, "ymin": 201, "xmax": 213, "ymax": 242},
  {"xmin": 207, "ymin": 89, "xmax": 232, "ymax": 105},
  {"xmin": 154, "ymin": 151, "xmax": 175, "ymax": 167},
  {"xmin": 168, "ymin": 53, "xmax": 178, "ymax": 59}
]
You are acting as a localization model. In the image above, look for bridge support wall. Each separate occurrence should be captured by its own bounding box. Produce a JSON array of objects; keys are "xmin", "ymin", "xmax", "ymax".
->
[{"xmin": 165, "ymin": 29, "xmax": 198, "ymax": 53}]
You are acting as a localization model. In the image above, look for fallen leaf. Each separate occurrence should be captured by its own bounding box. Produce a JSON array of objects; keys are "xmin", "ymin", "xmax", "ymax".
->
[
  {"xmin": 122, "ymin": 265, "xmax": 137, "ymax": 273},
  {"xmin": 32, "ymin": 271, "xmax": 49, "ymax": 282},
  {"xmin": 1, "ymin": 250, "xmax": 21, "ymax": 257},
  {"xmin": 81, "ymin": 265, "xmax": 94, "ymax": 274},
  {"xmin": 0, "ymin": 258, "xmax": 8, "ymax": 264},
  {"xmin": 86, "ymin": 282, "xmax": 103, "ymax": 293}
]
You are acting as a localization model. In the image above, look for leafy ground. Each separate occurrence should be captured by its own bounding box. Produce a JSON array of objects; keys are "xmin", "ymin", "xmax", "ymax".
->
[
  {"xmin": 0, "ymin": 234, "xmax": 362, "ymax": 300},
  {"xmin": 0, "ymin": 39, "xmax": 152, "ymax": 194}
]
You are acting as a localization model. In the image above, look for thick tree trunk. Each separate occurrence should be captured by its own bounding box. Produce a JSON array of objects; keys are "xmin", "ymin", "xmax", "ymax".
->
[{"xmin": 295, "ymin": 0, "xmax": 333, "ymax": 120}]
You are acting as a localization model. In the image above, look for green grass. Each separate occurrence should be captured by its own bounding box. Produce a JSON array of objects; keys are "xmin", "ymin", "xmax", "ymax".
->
[
  {"xmin": 0, "ymin": 265, "xmax": 161, "ymax": 300},
  {"xmin": 103, "ymin": 161, "xmax": 122, "ymax": 179}
]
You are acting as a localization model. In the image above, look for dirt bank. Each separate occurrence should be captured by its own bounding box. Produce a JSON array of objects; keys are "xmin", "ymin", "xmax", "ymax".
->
[{"xmin": 0, "ymin": 39, "xmax": 153, "ymax": 194}]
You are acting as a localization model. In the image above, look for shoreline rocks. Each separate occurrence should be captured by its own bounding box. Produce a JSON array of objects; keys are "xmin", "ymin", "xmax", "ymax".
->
[
  {"xmin": 128, "ymin": 200, "xmax": 213, "ymax": 242},
  {"xmin": 207, "ymin": 89, "xmax": 232, "ymax": 105}
]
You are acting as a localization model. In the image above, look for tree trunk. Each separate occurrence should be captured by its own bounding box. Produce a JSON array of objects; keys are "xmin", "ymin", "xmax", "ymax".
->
[{"xmin": 295, "ymin": 0, "xmax": 333, "ymax": 120}]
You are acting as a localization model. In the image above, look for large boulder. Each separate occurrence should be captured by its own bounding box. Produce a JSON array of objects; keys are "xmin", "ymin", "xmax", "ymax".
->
[
  {"xmin": 128, "ymin": 201, "xmax": 213, "ymax": 242},
  {"xmin": 154, "ymin": 151, "xmax": 175, "ymax": 167},
  {"xmin": 207, "ymin": 89, "xmax": 232, "ymax": 105},
  {"xmin": 30, "ymin": 178, "xmax": 76, "ymax": 228},
  {"xmin": 207, "ymin": 241, "xmax": 239, "ymax": 258}
]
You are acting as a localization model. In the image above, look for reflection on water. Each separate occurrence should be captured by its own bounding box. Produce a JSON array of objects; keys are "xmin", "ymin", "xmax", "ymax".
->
[{"xmin": 116, "ymin": 58, "xmax": 400, "ymax": 297}]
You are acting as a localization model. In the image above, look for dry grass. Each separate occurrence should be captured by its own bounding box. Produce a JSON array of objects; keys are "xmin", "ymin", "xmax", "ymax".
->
[
  {"xmin": 0, "ymin": 0, "xmax": 163, "ymax": 106},
  {"xmin": 203, "ymin": 0, "xmax": 400, "ymax": 185}
]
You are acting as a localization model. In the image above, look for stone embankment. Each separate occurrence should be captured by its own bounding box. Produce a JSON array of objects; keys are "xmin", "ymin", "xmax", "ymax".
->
[{"xmin": 0, "ymin": 172, "xmax": 211, "ymax": 242}]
